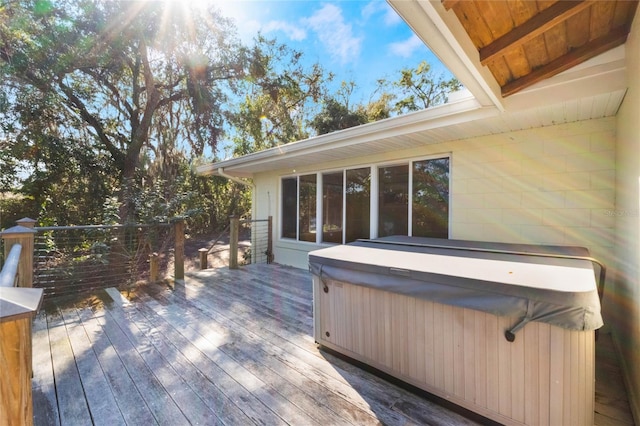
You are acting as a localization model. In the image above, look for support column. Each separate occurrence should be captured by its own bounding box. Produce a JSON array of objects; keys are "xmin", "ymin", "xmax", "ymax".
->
[
  {"xmin": 0, "ymin": 218, "xmax": 43, "ymax": 426},
  {"xmin": 174, "ymin": 219, "xmax": 185, "ymax": 281},
  {"xmin": 267, "ymin": 216, "xmax": 274, "ymax": 264},
  {"xmin": 198, "ymin": 248, "xmax": 208, "ymax": 270},
  {"xmin": 229, "ymin": 216, "xmax": 239, "ymax": 270}
]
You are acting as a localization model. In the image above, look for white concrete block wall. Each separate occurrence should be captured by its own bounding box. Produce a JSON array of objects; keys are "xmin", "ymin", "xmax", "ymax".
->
[
  {"xmin": 450, "ymin": 117, "xmax": 616, "ymax": 269},
  {"xmin": 255, "ymin": 117, "xmax": 616, "ymax": 272},
  {"xmin": 614, "ymin": 4, "xmax": 640, "ymax": 421}
]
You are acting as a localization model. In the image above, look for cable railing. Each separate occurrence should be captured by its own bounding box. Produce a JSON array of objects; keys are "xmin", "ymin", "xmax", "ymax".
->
[
  {"xmin": 33, "ymin": 222, "xmax": 176, "ymax": 297},
  {"xmin": 240, "ymin": 217, "xmax": 273, "ymax": 265},
  {"xmin": 199, "ymin": 216, "xmax": 273, "ymax": 270}
]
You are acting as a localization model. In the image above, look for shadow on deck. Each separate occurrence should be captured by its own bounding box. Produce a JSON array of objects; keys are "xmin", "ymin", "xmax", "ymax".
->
[{"xmin": 31, "ymin": 264, "xmax": 633, "ymax": 425}]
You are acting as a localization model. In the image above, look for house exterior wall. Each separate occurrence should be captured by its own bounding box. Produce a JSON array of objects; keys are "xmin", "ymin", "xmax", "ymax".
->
[
  {"xmin": 614, "ymin": 5, "xmax": 640, "ymax": 421},
  {"xmin": 255, "ymin": 117, "xmax": 617, "ymax": 283}
]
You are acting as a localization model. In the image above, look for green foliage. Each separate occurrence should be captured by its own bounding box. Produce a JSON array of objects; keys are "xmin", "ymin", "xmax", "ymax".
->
[
  {"xmin": 388, "ymin": 61, "xmax": 462, "ymax": 113},
  {"xmin": 310, "ymin": 97, "xmax": 368, "ymax": 135},
  {"xmin": 0, "ymin": 193, "xmax": 38, "ymax": 230},
  {"xmin": 228, "ymin": 36, "xmax": 332, "ymax": 156},
  {"xmin": 0, "ymin": 0, "xmax": 249, "ymax": 222},
  {"xmin": 310, "ymin": 81, "xmax": 392, "ymax": 135}
]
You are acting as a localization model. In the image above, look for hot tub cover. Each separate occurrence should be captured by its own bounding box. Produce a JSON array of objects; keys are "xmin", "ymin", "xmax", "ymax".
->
[{"xmin": 309, "ymin": 237, "xmax": 603, "ymax": 334}]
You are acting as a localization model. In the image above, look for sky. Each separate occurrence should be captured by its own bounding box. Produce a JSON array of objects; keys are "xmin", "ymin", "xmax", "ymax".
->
[{"xmin": 212, "ymin": 0, "xmax": 451, "ymax": 103}]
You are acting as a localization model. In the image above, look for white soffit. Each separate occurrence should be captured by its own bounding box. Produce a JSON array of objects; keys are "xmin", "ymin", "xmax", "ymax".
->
[{"xmin": 505, "ymin": 46, "xmax": 627, "ymax": 110}]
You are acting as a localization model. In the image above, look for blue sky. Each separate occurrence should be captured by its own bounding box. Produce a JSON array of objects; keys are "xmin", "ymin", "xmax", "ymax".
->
[{"xmin": 214, "ymin": 0, "xmax": 451, "ymax": 103}]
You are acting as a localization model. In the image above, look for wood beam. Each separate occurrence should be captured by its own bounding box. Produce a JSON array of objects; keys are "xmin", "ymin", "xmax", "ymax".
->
[
  {"xmin": 501, "ymin": 26, "xmax": 629, "ymax": 97},
  {"xmin": 480, "ymin": 1, "xmax": 594, "ymax": 65},
  {"xmin": 441, "ymin": 0, "xmax": 461, "ymax": 11}
]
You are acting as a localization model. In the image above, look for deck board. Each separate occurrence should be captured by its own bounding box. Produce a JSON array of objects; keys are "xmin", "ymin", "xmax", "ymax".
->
[
  {"xmin": 31, "ymin": 263, "xmax": 632, "ymax": 425},
  {"xmin": 46, "ymin": 306, "xmax": 94, "ymax": 425},
  {"xmin": 57, "ymin": 304, "xmax": 126, "ymax": 426},
  {"xmin": 32, "ymin": 310, "xmax": 60, "ymax": 426}
]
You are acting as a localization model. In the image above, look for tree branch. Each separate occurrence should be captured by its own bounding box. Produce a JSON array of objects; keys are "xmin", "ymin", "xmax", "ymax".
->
[
  {"xmin": 80, "ymin": 68, "xmax": 134, "ymax": 118},
  {"xmin": 55, "ymin": 77, "xmax": 125, "ymax": 167}
]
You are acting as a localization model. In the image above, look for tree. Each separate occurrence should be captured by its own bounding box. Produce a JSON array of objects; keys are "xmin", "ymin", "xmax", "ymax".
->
[
  {"xmin": 310, "ymin": 81, "xmax": 392, "ymax": 135},
  {"xmin": 0, "ymin": 0, "xmax": 249, "ymax": 222},
  {"xmin": 388, "ymin": 61, "xmax": 462, "ymax": 114},
  {"xmin": 228, "ymin": 36, "xmax": 332, "ymax": 156}
]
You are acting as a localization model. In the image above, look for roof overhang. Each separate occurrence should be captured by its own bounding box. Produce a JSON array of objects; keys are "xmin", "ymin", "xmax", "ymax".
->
[
  {"xmin": 387, "ymin": 0, "xmax": 635, "ymax": 109},
  {"xmin": 387, "ymin": 0, "xmax": 505, "ymax": 109},
  {"xmin": 196, "ymin": 91, "xmax": 489, "ymax": 178}
]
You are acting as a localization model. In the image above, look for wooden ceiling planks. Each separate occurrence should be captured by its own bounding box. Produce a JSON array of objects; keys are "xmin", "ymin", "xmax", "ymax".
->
[
  {"xmin": 502, "ymin": 26, "xmax": 630, "ymax": 96},
  {"xmin": 479, "ymin": 1, "xmax": 592, "ymax": 65},
  {"xmin": 590, "ymin": 1, "xmax": 616, "ymax": 40},
  {"xmin": 442, "ymin": 0, "xmax": 639, "ymax": 97},
  {"xmin": 565, "ymin": 7, "xmax": 591, "ymax": 48}
]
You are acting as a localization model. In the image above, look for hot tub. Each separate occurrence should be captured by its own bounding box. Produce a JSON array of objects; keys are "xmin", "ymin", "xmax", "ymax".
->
[{"xmin": 309, "ymin": 237, "xmax": 603, "ymax": 426}]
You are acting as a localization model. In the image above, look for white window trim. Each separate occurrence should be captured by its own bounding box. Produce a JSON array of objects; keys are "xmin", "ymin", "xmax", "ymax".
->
[{"xmin": 279, "ymin": 152, "xmax": 452, "ymax": 243}]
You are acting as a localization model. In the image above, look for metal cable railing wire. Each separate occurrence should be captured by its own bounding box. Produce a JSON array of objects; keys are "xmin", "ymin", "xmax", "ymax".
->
[
  {"xmin": 240, "ymin": 218, "xmax": 272, "ymax": 265},
  {"xmin": 33, "ymin": 223, "xmax": 173, "ymax": 297}
]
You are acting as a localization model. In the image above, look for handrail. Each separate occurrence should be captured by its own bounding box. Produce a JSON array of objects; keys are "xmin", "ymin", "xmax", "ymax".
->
[
  {"xmin": 1, "ymin": 220, "xmax": 42, "ymax": 426},
  {"xmin": 35, "ymin": 222, "xmax": 171, "ymax": 232},
  {"xmin": 0, "ymin": 243, "xmax": 22, "ymax": 288}
]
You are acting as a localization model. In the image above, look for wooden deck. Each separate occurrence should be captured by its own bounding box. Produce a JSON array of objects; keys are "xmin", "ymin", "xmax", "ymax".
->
[{"xmin": 31, "ymin": 263, "xmax": 633, "ymax": 425}]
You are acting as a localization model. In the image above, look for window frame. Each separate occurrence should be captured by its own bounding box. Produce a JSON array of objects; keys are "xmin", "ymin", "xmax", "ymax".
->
[{"xmin": 279, "ymin": 153, "xmax": 451, "ymax": 244}]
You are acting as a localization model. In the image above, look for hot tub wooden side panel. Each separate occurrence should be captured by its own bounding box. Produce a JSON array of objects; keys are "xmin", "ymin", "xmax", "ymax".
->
[{"xmin": 312, "ymin": 276, "xmax": 595, "ymax": 426}]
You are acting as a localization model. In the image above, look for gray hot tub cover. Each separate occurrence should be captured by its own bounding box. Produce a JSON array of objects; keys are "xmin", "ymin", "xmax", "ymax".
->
[{"xmin": 309, "ymin": 237, "xmax": 604, "ymax": 335}]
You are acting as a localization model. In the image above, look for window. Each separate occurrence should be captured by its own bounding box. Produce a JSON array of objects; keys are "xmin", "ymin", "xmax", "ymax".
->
[
  {"xmin": 280, "ymin": 155, "xmax": 449, "ymax": 243},
  {"xmin": 281, "ymin": 174, "xmax": 317, "ymax": 241},
  {"xmin": 281, "ymin": 177, "xmax": 297, "ymax": 239},
  {"xmin": 299, "ymin": 174, "xmax": 316, "ymax": 242},
  {"xmin": 322, "ymin": 172, "xmax": 343, "ymax": 243},
  {"xmin": 412, "ymin": 158, "xmax": 449, "ymax": 238},
  {"xmin": 378, "ymin": 165, "xmax": 409, "ymax": 237},
  {"xmin": 345, "ymin": 168, "xmax": 370, "ymax": 243}
]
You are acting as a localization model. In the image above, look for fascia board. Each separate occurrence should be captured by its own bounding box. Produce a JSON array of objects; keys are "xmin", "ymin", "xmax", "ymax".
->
[{"xmin": 387, "ymin": 0, "xmax": 504, "ymax": 110}]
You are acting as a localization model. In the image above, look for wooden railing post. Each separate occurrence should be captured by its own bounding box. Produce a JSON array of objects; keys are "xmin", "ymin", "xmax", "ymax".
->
[
  {"xmin": 198, "ymin": 248, "xmax": 208, "ymax": 270},
  {"xmin": 149, "ymin": 253, "xmax": 159, "ymax": 283},
  {"xmin": 2, "ymin": 217, "xmax": 37, "ymax": 288},
  {"xmin": 229, "ymin": 216, "xmax": 239, "ymax": 270},
  {"xmin": 174, "ymin": 218, "xmax": 185, "ymax": 281},
  {"xmin": 1, "ymin": 218, "xmax": 43, "ymax": 426}
]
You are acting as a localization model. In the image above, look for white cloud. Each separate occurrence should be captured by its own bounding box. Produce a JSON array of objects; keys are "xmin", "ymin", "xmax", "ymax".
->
[
  {"xmin": 362, "ymin": 1, "xmax": 384, "ymax": 20},
  {"xmin": 362, "ymin": 1, "xmax": 402, "ymax": 26},
  {"xmin": 303, "ymin": 4, "xmax": 362, "ymax": 65},
  {"xmin": 263, "ymin": 20, "xmax": 307, "ymax": 41},
  {"xmin": 388, "ymin": 34, "xmax": 423, "ymax": 58},
  {"xmin": 383, "ymin": 7, "xmax": 402, "ymax": 26}
]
